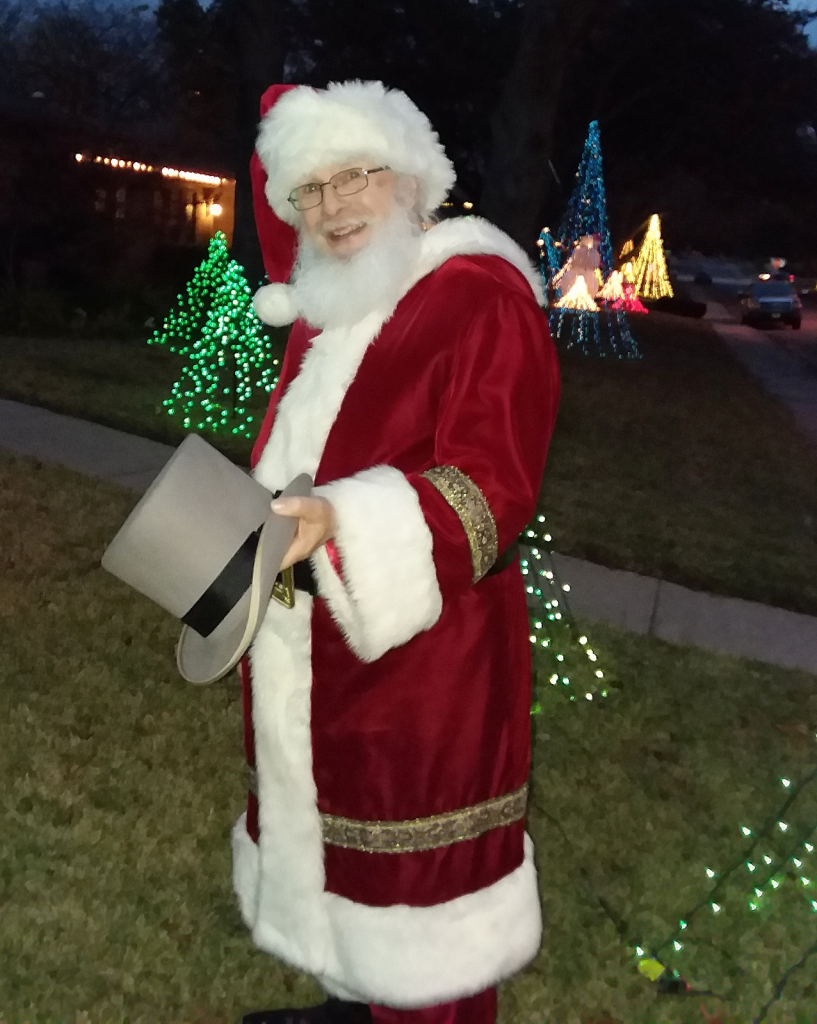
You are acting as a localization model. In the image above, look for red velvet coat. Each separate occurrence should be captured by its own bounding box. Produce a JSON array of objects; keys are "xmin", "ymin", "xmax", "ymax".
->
[{"xmin": 232, "ymin": 217, "xmax": 560, "ymax": 1008}]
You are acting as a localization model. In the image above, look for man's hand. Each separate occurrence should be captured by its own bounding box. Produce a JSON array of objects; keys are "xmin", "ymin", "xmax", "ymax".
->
[{"xmin": 272, "ymin": 495, "xmax": 336, "ymax": 570}]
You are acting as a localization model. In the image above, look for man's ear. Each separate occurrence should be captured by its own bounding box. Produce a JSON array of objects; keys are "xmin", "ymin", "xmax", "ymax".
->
[{"xmin": 396, "ymin": 173, "xmax": 420, "ymax": 210}]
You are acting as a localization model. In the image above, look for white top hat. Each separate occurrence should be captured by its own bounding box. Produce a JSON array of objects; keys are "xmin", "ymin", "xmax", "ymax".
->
[{"xmin": 102, "ymin": 433, "xmax": 311, "ymax": 684}]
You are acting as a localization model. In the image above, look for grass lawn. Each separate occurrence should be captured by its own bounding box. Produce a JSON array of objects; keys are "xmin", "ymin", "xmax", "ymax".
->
[
  {"xmin": 542, "ymin": 312, "xmax": 817, "ymax": 615},
  {"xmin": 3, "ymin": 453, "xmax": 817, "ymax": 1024},
  {"xmin": 0, "ymin": 333, "xmax": 283, "ymax": 467},
  {"xmin": 1, "ymin": 312, "xmax": 816, "ymax": 616}
]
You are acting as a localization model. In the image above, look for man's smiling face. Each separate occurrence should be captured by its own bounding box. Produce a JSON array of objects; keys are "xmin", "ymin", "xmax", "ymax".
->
[{"xmin": 296, "ymin": 159, "xmax": 400, "ymax": 258}]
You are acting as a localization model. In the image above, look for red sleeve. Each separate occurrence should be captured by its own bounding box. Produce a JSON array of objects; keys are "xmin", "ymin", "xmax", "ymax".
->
[{"xmin": 408, "ymin": 278, "xmax": 560, "ymax": 600}]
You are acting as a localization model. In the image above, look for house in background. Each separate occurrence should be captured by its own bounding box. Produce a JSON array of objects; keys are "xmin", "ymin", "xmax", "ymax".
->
[
  {"xmin": 73, "ymin": 150, "xmax": 235, "ymax": 248},
  {"xmin": 0, "ymin": 97, "xmax": 236, "ymax": 297}
]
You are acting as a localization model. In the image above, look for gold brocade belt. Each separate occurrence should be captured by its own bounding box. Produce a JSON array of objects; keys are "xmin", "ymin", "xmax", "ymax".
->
[{"xmin": 246, "ymin": 767, "xmax": 528, "ymax": 854}]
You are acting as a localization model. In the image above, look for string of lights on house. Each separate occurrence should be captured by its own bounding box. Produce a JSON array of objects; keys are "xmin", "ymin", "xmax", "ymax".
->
[{"xmin": 74, "ymin": 152, "xmax": 231, "ymax": 188}]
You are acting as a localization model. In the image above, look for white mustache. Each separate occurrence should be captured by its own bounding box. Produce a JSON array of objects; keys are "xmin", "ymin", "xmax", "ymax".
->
[{"xmin": 321, "ymin": 220, "xmax": 371, "ymax": 238}]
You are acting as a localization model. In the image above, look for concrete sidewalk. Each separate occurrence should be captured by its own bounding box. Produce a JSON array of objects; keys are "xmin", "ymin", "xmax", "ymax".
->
[
  {"xmin": 1, "ymin": 397, "xmax": 816, "ymax": 675},
  {"xmin": 0, "ymin": 398, "xmax": 174, "ymax": 492}
]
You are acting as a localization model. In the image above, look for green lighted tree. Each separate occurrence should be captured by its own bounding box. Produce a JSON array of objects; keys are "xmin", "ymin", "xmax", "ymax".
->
[
  {"xmin": 521, "ymin": 513, "xmax": 613, "ymax": 711},
  {"xmin": 149, "ymin": 231, "xmax": 280, "ymax": 438}
]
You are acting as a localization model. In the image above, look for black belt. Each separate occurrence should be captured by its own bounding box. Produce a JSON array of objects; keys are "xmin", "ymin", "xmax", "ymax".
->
[
  {"xmin": 293, "ymin": 560, "xmax": 316, "ymax": 595},
  {"xmin": 271, "ymin": 493, "xmax": 518, "ymax": 601},
  {"xmin": 486, "ymin": 541, "xmax": 519, "ymax": 577},
  {"xmin": 283, "ymin": 540, "xmax": 517, "ymax": 601}
]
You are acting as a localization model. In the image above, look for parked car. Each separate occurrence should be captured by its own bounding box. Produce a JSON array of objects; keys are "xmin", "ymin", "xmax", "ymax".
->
[{"xmin": 740, "ymin": 280, "xmax": 801, "ymax": 329}]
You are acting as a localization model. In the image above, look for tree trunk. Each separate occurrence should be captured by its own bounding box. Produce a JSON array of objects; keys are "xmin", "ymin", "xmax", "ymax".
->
[
  {"xmin": 479, "ymin": 0, "xmax": 602, "ymax": 249},
  {"xmin": 224, "ymin": 0, "xmax": 286, "ymax": 281}
]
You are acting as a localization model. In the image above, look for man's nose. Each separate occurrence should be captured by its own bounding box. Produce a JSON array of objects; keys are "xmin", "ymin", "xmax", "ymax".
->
[{"xmin": 321, "ymin": 183, "xmax": 346, "ymax": 216}]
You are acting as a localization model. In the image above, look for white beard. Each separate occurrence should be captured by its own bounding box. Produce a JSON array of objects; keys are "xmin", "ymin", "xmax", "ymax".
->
[{"xmin": 291, "ymin": 208, "xmax": 423, "ymax": 330}]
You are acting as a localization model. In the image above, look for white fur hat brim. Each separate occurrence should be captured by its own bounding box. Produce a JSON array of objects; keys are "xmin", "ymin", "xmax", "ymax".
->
[{"xmin": 256, "ymin": 81, "xmax": 456, "ymax": 227}]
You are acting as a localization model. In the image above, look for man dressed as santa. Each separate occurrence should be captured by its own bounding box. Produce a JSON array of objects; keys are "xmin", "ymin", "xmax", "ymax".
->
[{"xmin": 234, "ymin": 81, "xmax": 560, "ymax": 1024}]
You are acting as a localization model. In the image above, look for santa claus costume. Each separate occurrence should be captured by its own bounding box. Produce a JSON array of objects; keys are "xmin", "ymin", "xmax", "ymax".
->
[{"xmin": 233, "ymin": 82, "xmax": 561, "ymax": 1023}]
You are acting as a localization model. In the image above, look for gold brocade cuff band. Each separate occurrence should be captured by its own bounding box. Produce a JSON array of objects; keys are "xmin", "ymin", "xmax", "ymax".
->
[
  {"xmin": 421, "ymin": 465, "xmax": 498, "ymax": 583},
  {"xmin": 320, "ymin": 784, "xmax": 528, "ymax": 854}
]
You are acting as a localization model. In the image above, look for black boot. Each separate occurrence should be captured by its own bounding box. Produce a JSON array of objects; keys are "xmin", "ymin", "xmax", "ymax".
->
[{"xmin": 238, "ymin": 998, "xmax": 372, "ymax": 1024}]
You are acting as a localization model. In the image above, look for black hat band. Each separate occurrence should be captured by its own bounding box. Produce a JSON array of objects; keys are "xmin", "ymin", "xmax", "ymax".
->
[{"xmin": 182, "ymin": 528, "xmax": 261, "ymax": 638}]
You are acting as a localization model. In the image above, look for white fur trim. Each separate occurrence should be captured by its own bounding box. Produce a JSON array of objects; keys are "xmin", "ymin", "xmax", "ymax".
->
[
  {"xmin": 245, "ymin": 596, "xmax": 330, "ymax": 971},
  {"xmin": 320, "ymin": 833, "xmax": 542, "ymax": 1006},
  {"xmin": 412, "ymin": 216, "xmax": 544, "ymax": 305},
  {"xmin": 253, "ymin": 311, "xmax": 388, "ymax": 494},
  {"xmin": 256, "ymin": 81, "xmax": 456, "ymax": 227},
  {"xmin": 234, "ymin": 795, "xmax": 542, "ymax": 1008},
  {"xmin": 253, "ymin": 283, "xmax": 298, "ymax": 327},
  {"xmin": 231, "ymin": 812, "xmax": 260, "ymax": 929},
  {"xmin": 310, "ymin": 466, "xmax": 442, "ymax": 662}
]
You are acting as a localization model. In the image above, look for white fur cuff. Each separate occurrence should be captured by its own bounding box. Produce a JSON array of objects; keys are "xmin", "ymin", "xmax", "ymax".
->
[
  {"xmin": 311, "ymin": 466, "xmax": 443, "ymax": 662},
  {"xmin": 253, "ymin": 283, "xmax": 298, "ymax": 326}
]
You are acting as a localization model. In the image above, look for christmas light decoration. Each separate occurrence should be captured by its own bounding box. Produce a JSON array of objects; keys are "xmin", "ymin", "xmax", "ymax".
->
[
  {"xmin": 558, "ymin": 122, "xmax": 614, "ymax": 275},
  {"xmin": 537, "ymin": 227, "xmax": 562, "ymax": 280},
  {"xmin": 552, "ymin": 234, "xmax": 602, "ymax": 300},
  {"xmin": 538, "ymin": 122, "xmax": 640, "ymax": 359},
  {"xmin": 598, "ymin": 270, "xmax": 648, "ymax": 314},
  {"xmin": 623, "ymin": 765, "xmax": 817, "ymax": 1014},
  {"xmin": 555, "ymin": 275, "xmax": 599, "ymax": 312},
  {"xmin": 521, "ymin": 515, "xmax": 610, "ymax": 707},
  {"xmin": 631, "ymin": 214, "xmax": 674, "ymax": 300},
  {"xmin": 74, "ymin": 151, "xmax": 231, "ymax": 185},
  {"xmin": 520, "ymin": 538, "xmax": 817, "ymax": 1016},
  {"xmin": 518, "ymin": 516, "xmax": 816, "ymax": 1018},
  {"xmin": 148, "ymin": 232, "xmax": 279, "ymax": 438}
]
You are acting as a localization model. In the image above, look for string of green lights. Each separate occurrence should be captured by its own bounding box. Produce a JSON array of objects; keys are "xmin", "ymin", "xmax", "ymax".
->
[
  {"xmin": 519, "ymin": 517, "xmax": 817, "ymax": 1015},
  {"xmin": 149, "ymin": 231, "xmax": 280, "ymax": 438},
  {"xmin": 520, "ymin": 514, "xmax": 609, "ymax": 707}
]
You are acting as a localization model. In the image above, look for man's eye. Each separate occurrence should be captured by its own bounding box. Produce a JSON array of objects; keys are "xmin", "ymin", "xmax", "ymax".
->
[
  {"xmin": 343, "ymin": 170, "xmax": 362, "ymax": 181},
  {"xmin": 302, "ymin": 183, "xmax": 321, "ymax": 194}
]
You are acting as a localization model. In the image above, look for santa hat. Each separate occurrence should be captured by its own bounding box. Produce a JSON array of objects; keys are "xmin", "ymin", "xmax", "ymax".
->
[
  {"xmin": 251, "ymin": 81, "xmax": 456, "ymax": 328},
  {"xmin": 251, "ymin": 85, "xmax": 300, "ymax": 328}
]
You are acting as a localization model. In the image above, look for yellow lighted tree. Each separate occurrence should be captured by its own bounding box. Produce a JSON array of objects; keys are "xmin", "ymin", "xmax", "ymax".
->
[{"xmin": 632, "ymin": 215, "xmax": 674, "ymax": 300}]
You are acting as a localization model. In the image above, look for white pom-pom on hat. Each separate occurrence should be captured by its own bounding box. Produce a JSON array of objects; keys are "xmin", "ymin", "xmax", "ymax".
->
[{"xmin": 253, "ymin": 282, "xmax": 298, "ymax": 327}]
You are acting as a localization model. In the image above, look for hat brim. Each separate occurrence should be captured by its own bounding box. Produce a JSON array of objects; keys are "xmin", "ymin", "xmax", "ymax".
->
[{"xmin": 175, "ymin": 472, "xmax": 313, "ymax": 684}]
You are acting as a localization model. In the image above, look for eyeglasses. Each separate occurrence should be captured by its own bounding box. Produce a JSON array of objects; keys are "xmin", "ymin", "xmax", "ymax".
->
[{"xmin": 287, "ymin": 166, "xmax": 391, "ymax": 211}]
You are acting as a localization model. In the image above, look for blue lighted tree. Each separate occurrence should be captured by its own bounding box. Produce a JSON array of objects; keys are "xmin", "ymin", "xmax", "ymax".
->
[
  {"xmin": 541, "ymin": 121, "xmax": 641, "ymax": 359},
  {"xmin": 558, "ymin": 120, "xmax": 614, "ymax": 275},
  {"xmin": 538, "ymin": 227, "xmax": 562, "ymax": 280}
]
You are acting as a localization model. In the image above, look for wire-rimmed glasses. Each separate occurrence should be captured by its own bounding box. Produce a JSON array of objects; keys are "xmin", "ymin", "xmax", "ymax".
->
[{"xmin": 287, "ymin": 167, "xmax": 391, "ymax": 212}]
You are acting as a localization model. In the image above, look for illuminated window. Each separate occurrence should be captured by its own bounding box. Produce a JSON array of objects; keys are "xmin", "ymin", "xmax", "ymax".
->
[
  {"xmin": 94, "ymin": 188, "xmax": 106, "ymax": 212},
  {"xmin": 115, "ymin": 187, "xmax": 127, "ymax": 219}
]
